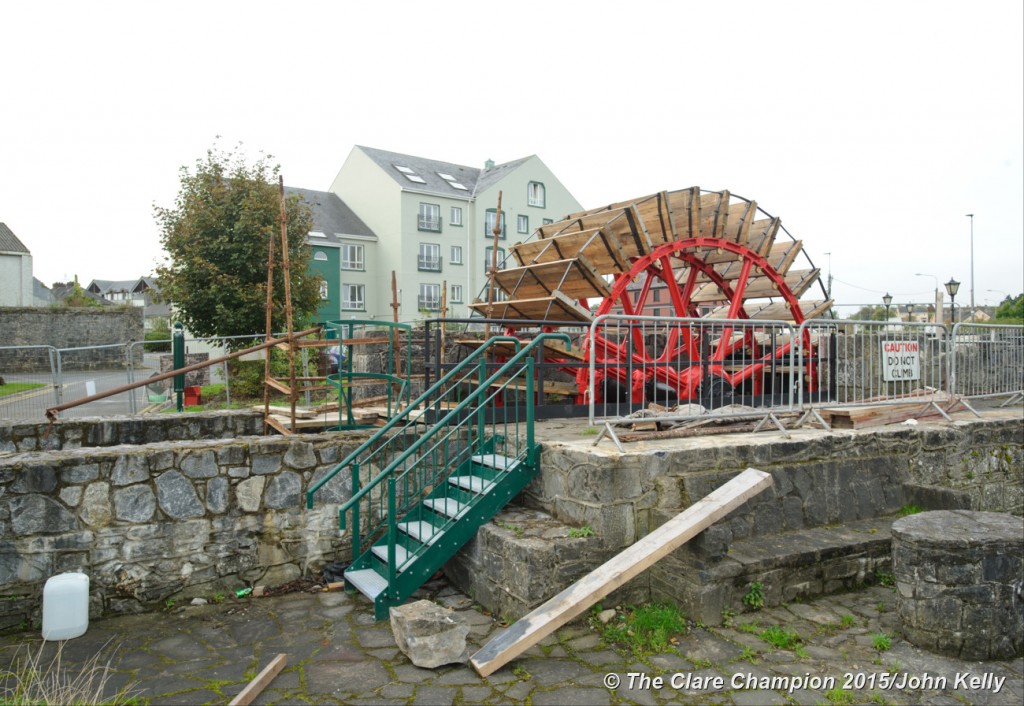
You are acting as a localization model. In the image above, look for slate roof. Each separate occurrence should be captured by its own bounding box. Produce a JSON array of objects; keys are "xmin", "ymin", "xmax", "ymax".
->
[
  {"xmin": 356, "ymin": 146, "xmax": 532, "ymax": 199},
  {"xmin": 0, "ymin": 223, "xmax": 31, "ymax": 253},
  {"xmin": 286, "ymin": 187, "xmax": 377, "ymax": 244}
]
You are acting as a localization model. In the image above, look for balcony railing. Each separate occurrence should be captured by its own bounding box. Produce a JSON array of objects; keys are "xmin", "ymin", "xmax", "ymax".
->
[
  {"xmin": 418, "ymin": 216, "xmax": 441, "ymax": 232},
  {"xmin": 418, "ymin": 256, "xmax": 442, "ymax": 272}
]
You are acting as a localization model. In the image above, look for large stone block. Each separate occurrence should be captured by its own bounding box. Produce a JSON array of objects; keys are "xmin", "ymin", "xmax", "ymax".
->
[{"xmin": 155, "ymin": 471, "xmax": 204, "ymax": 519}]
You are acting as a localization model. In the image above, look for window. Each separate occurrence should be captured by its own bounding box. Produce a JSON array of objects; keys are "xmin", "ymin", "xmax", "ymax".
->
[
  {"xmin": 418, "ymin": 203, "xmax": 441, "ymax": 232},
  {"xmin": 313, "ymin": 251, "xmax": 328, "ymax": 261},
  {"xmin": 527, "ymin": 182, "xmax": 546, "ymax": 207},
  {"xmin": 542, "ymin": 218, "xmax": 553, "ymax": 225},
  {"xmin": 484, "ymin": 246, "xmax": 506, "ymax": 271},
  {"xmin": 394, "ymin": 165, "xmax": 426, "ymax": 183},
  {"xmin": 450, "ymin": 245, "xmax": 463, "ymax": 265},
  {"xmin": 484, "ymin": 209, "xmax": 506, "ymax": 239},
  {"xmin": 340, "ymin": 244, "xmax": 364, "ymax": 270},
  {"xmin": 450, "ymin": 206, "xmax": 463, "ymax": 226},
  {"xmin": 451, "ymin": 284, "xmax": 463, "ymax": 303},
  {"xmin": 341, "ymin": 284, "xmax": 365, "ymax": 310},
  {"xmin": 517, "ymin": 214, "xmax": 529, "ymax": 234},
  {"xmin": 418, "ymin": 283, "xmax": 440, "ymax": 311},
  {"xmin": 309, "ymin": 230, "xmax": 327, "ymax": 238},
  {"xmin": 418, "ymin": 243, "xmax": 441, "ymax": 271},
  {"xmin": 438, "ymin": 172, "xmax": 468, "ymax": 191},
  {"xmin": 319, "ymin": 281, "xmax": 329, "ymax": 300}
]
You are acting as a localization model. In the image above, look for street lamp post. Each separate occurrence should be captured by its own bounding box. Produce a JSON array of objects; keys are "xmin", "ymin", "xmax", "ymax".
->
[
  {"xmin": 882, "ymin": 293, "xmax": 892, "ymax": 322},
  {"xmin": 907, "ymin": 303, "xmax": 914, "ymax": 322},
  {"xmin": 945, "ymin": 278, "xmax": 960, "ymax": 325},
  {"xmin": 966, "ymin": 214, "xmax": 974, "ymax": 312}
]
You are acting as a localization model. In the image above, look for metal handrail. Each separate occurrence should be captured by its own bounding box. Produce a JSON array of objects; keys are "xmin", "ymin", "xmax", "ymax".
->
[{"xmin": 305, "ymin": 336, "xmax": 523, "ymax": 508}]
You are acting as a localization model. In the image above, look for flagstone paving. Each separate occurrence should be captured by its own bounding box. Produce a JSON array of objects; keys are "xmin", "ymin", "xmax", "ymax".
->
[{"xmin": 1, "ymin": 581, "xmax": 1020, "ymax": 705}]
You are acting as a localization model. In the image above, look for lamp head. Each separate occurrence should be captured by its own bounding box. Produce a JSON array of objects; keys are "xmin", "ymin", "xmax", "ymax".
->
[
  {"xmin": 882, "ymin": 293, "xmax": 893, "ymax": 307},
  {"xmin": 945, "ymin": 278, "xmax": 960, "ymax": 297}
]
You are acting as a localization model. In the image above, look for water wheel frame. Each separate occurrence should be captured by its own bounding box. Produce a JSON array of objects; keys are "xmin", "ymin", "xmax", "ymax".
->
[{"xmin": 468, "ymin": 187, "xmax": 833, "ymax": 408}]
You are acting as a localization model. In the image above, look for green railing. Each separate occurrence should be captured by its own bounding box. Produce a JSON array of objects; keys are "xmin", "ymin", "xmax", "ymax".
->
[
  {"xmin": 326, "ymin": 319, "xmax": 412, "ymax": 429},
  {"xmin": 306, "ymin": 334, "xmax": 523, "ymax": 514},
  {"xmin": 306, "ymin": 333, "xmax": 570, "ymax": 570}
]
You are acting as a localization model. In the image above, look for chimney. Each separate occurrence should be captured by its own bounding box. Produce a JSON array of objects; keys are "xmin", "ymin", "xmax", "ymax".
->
[{"xmin": 484, "ymin": 159, "xmax": 495, "ymax": 169}]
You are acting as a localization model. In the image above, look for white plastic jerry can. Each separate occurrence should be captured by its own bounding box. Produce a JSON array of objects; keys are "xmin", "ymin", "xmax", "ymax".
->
[{"xmin": 41, "ymin": 572, "xmax": 90, "ymax": 641}]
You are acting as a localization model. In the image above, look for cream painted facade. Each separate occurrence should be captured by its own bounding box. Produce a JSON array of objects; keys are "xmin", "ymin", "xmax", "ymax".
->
[
  {"xmin": 0, "ymin": 250, "xmax": 33, "ymax": 307},
  {"xmin": 328, "ymin": 147, "xmax": 582, "ymax": 322}
]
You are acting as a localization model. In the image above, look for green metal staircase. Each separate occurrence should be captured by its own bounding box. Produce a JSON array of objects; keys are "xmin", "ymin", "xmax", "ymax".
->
[{"xmin": 307, "ymin": 333, "xmax": 570, "ymax": 619}]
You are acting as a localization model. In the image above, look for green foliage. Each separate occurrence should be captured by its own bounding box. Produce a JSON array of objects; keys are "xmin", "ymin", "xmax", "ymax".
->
[
  {"xmin": 594, "ymin": 603, "xmax": 687, "ymax": 654},
  {"xmin": 568, "ymin": 525, "xmax": 595, "ymax": 538},
  {"xmin": 758, "ymin": 625, "xmax": 802, "ymax": 650},
  {"xmin": 228, "ymin": 350, "xmax": 291, "ymax": 398},
  {"xmin": 823, "ymin": 687, "xmax": 857, "ymax": 705},
  {"xmin": 897, "ymin": 504, "xmax": 923, "ymax": 516},
  {"xmin": 994, "ymin": 293, "xmax": 1024, "ymax": 324},
  {"xmin": 875, "ymin": 571, "xmax": 895, "ymax": 587},
  {"xmin": 144, "ymin": 318, "xmax": 172, "ymax": 352},
  {"xmin": 59, "ymin": 280, "xmax": 103, "ymax": 308},
  {"xmin": 840, "ymin": 613, "xmax": 856, "ymax": 628},
  {"xmin": 154, "ymin": 144, "xmax": 322, "ymax": 349},
  {"xmin": 742, "ymin": 581, "xmax": 765, "ymax": 610},
  {"xmin": 847, "ymin": 305, "xmax": 887, "ymax": 321},
  {"xmin": 871, "ymin": 632, "xmax": 893, "ymax": 651}
]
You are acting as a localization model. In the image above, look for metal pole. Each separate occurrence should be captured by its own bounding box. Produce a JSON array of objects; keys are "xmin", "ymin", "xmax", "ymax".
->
[
  {"xmin": 966, "ymin": 213, "xmax": 974, "ymax": 313},
  {"xmin": 172, "ymin": 322, "xmax": 185, "ymax": 412}
]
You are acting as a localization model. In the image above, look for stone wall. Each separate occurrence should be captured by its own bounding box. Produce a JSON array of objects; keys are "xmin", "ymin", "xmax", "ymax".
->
[
  {"xmin": 0, "ymin": 418, "xmax": 376, "ymax": 631},
  {"xmin": 0, "ymin": 411, "xmax": 265, "ymax": 454},
  {"xmin": 450, "ymin": 417, "xmax": 1023, "ymax": 623},
  {"xmin": 0, "ymin": 307, "xmax": 144, "ymax": 372}
]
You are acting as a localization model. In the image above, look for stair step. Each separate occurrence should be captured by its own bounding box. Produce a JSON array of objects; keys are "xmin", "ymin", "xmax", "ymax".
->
[
  {"xmin": 372, "ymin": 543, "xmax": 412, "ymax": 568},
  {"xmin": 398, "ymin": 520, "xmax": 442, "ymax": 545},
  {"xmin": 345, "ymin": 568, "xmax": 387, "ymax": 601},
  {"xmin": 424, "ymin": 497, "xmax": 470, "ymax": 519},
  {"xmin": 449, "ymin": 474, "xmax": 497, "ymax": 493},
  {"xmin": 472, "ymin": 453, "xmax": 520, "ymax": 471}
]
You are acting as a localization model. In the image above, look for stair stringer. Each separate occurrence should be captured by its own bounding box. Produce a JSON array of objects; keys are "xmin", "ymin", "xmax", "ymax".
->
[{"xmin": 346, "ymin": 453, "xmax": 541, "ymax": 620}]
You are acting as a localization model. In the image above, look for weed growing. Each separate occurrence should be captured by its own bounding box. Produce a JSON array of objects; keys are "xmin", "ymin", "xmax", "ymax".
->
[
  {"xmin": 593, "ymin": 603, "xmax": 687, "ymax": 654},
  {"xmin": 0, "ymin": 640, "xmax": 140, "ymax": 706}
]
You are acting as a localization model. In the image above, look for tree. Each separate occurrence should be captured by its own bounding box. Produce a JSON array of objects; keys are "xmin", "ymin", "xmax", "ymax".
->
[
  {"xmin": 994, "ymin": 293, "xmax": 1024, "ymax": 324},
  {"xmin": 155, "ymin": 146, "xmax": 321, "ymax": 349},
  {"xmin": 846, "ymin": 305, "xmax": 887, "ymax": 322}
]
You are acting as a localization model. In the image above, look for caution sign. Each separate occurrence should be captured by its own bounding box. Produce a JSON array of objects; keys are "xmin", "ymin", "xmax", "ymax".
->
[{"xmin": 882, "ymin": 340, "xmax": 920, "ymax": 382}]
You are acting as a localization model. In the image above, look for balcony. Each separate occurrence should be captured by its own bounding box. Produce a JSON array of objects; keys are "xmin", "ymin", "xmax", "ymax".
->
[
  {"xmin": 417, "ymin": 216, "xmax": 441, "ymax": 232},
  {"xmin": 418, "ymin": 256, "xmax": 442, "ymax": 272}
]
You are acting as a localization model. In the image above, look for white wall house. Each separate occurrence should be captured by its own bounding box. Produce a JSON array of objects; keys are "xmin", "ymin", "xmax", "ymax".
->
[
  {"xmin": 324, "ymin": 146, "xmax": 582, "ymax": 322},
  {"xmin": 0, "ymin": 223, "xmax": 35, "ymax": 307}
]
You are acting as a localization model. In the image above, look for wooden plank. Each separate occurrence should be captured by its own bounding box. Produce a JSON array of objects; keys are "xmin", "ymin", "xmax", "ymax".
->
[
  {"xmin": 470, "ymin": 468, "xmax": 773, "ymax": 677},
  {"xmin": 229, "ymin": 653, "xmax": 288, "ymax": 706},
  {"xmin": 492, "ymin": 259, "xmax": 611, "ymax": 301},
  {"xmin": 466, "ymin": 291, "xmax": 593, "ymax": 322}
]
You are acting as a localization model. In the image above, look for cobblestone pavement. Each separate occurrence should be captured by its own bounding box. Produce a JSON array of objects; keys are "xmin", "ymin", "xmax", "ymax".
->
[{"xmin": 1, "ymin": 580, "xmax": 1021, "ymax": 705}]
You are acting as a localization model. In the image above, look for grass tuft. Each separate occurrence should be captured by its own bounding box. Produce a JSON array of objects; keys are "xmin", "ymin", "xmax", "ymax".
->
[{"xmin": 0, "ymin": 640, "xmax": 141, "ymax": 705}]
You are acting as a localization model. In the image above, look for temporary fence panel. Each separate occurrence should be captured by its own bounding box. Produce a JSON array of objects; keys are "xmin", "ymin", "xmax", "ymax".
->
[
  {"xmin": 587, "ymin": 315, "xmax": 800, "ymax": 425},
  {"xmin": 0, "ymin": 345, "xmax": 60, "ymax": 424},
  {"xmin": 797, "ymin": 320, "xmax": 949, "ymax": 409},
  {"xmin": 950, "ymin": 323, "xmax": 1024, "ymax": 402}
]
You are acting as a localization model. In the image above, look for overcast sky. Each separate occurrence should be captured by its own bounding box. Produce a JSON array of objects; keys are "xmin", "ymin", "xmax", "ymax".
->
[{"xmin": 3, "ymin": 0, "xmax": 1021, "ymax": 315}]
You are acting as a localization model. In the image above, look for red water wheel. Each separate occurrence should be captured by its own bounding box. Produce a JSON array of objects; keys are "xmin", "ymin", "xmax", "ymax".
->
[{"xmin": 469, "ymin": 188, "xmax": 833, "ymax": 408}]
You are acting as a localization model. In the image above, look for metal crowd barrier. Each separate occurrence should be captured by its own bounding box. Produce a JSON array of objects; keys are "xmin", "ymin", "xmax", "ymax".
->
[
  {"xmin": 796, "ymin": 319, "xmax": 950, "ymax": 408},
  {"xmin": 950, "ymin": 322, "xmax": 1024, "ymax": 406},
  {"xmin": 586, "ymin": 315, "xmax": 800, "ymax": 436}
]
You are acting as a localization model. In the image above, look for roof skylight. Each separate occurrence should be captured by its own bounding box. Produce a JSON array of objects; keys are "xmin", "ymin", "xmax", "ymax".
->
[
  {"xmin": 405, "ymin": 175, "xmax": 426, "ymax": 183},
  {"xmin": 394, "ymin": 165, "xmax": 414, "ymax": 174}
]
